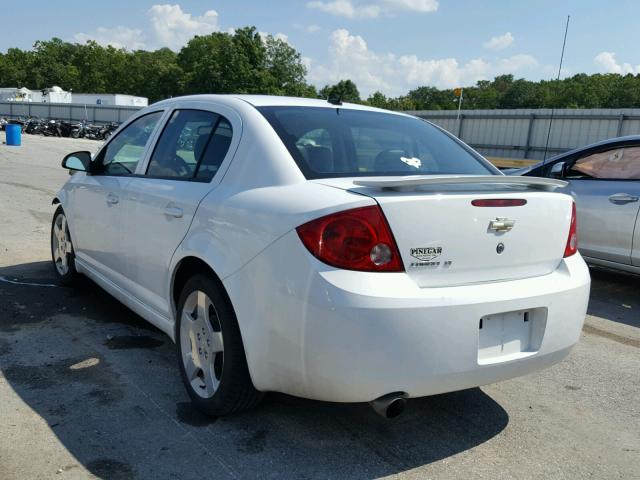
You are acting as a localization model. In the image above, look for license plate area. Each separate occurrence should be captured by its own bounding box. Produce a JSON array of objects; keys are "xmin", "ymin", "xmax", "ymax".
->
[{"xmin": 478, "ymin": 308, "xmax": 547, "ymax": 365}]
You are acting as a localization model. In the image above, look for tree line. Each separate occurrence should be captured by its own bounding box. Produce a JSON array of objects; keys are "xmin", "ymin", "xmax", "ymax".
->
[
  {"xmin": 1, "ymin": 27, "xmax": 639, "ymax": 110},
  {"xmin": 323, "ymin": 75, "xmax": 640, "ymax": 111},
  {"xmin": 0, "ymin": 27, "xmax": 315, "ymax": 103}
]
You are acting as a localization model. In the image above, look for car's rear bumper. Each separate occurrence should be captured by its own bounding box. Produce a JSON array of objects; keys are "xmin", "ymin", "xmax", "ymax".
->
[{"xmin": 224, "ymin": 231, "xmax": 590, "ymax": 403}]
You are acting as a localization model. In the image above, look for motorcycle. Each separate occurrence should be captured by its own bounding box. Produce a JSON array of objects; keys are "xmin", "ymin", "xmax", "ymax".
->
[
  {"xmin": 24, "ymin": 117, "xmax": 46, "ymax": 135},
  {"xmin": 59, "ymin": 120, "xmax": 83, "ymax": 138},
  {"xmin": 101, "ymin": 122, "xmax": 120, "ymax": 140},
  {"xmin": 42, "ymin": 119, "xmax": 63, "ymax": 137},
  {"xmin": 82, "ymin": 123, "xmax": 103, "ymax": 140}
]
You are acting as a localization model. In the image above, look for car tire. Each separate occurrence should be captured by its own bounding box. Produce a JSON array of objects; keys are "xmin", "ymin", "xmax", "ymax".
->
[
  {"xmin": 50, "ymin": 206, "xmax": 79, "ymax": 285},
  {"xmin": 176, "ymin": 274, "xmax": 263, "ymax": 416}
]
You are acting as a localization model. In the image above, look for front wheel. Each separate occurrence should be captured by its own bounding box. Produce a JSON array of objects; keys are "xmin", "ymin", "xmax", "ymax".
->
[
  {"xmin": 176, "ymin": 275, "xmax": 262, "ymax": 416},
  {"xmin": 51, "ymin": 206, "xmax": 79, "ymax": 285}
]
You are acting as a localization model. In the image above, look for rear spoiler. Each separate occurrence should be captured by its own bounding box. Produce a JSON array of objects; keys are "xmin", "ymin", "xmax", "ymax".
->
[{"xmin": 352, "ymin": 175, "xmax": 568, "ymax": 192}]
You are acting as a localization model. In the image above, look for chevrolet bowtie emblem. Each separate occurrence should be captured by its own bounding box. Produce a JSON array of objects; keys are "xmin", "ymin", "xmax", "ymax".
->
[{"xmin": 488, "ymin": 217, "xmax": 515, "ymax": 232}]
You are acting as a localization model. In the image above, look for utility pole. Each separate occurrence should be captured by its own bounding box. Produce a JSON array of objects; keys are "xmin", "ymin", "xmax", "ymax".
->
[{"xmin": 454, "ymin": 87, "xmax": 464, "ymax": 137}]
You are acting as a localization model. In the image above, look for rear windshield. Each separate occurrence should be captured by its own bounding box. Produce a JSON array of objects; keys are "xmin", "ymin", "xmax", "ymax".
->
[{"xmin": 258, "ymin": 106, "xmax": 494, "ymax": 179}]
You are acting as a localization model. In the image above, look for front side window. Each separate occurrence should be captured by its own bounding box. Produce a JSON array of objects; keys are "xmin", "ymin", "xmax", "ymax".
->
[
  {"xmin": 568, "ymin": 146, "xmax": 640, "ymax": 180},
  {"xmin": 96, "ymin": 111, "xmax": 163, "ymax": 175},
  {"xmin": 146, "ymin": 109, "xmax": 233, "ymax": 182},
  {"xmin": 258, "ymin": 106, "xmax": 494, "ymax": 179}
]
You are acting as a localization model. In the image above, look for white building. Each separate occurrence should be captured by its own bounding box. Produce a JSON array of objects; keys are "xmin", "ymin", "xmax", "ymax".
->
[
  {"xmin": 41, "ymin": 86, "xmax": 72, "ymax": 103},
  {"xmin": 0, "ymin": 87, "xmax": 35, "ymax": 102},
  {"xmin": 72, "ymin": 93, "xmax": 148, "ymax": 107}
]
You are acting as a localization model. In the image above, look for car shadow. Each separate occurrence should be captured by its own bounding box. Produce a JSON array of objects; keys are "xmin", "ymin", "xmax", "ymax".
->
[
  {"xmin": 0, "ymin": 261, "xmax": 509, "ymax": 479},
  {"xmin": 587, "ymin": 265, "xmax": 640, "ymax": 329}
]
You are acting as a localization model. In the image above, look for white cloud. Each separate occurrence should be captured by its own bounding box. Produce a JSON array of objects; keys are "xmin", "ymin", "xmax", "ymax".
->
[
  {"xmin": 74, "ymin": 4, "xmax": 219, "ymax": 51},
  {"xmin": 307, "ymin": 0, "xmax": 381, "ymax": 18},
  {"xmin": 294, "ymin": 23, "xmax": 322, "ymax": 33},
  {"xmin": 382, "ymin": 0, "xmax": 439, "ymax": 12},
  {"xmin": 496, "ymin": 53, "xmax": 537, "ymax": 71},
  {"xmin": 259, "ymin": 31, "xmax": 290, "ymax": 44},
  {"xmin": 147, "ymin": 4, "xmax": 219, "ymax": 50},
  {"xmin": 306, "ymin": 0, "xmax": 438, "ymax": 18},
  {"xmin": 73, "ymin": 26, "xmax": 146, "ymax": 50},
  {"xmin": 483, "ymin": 32, "xmax": 514, "ymax": 51},
  {"xmin": 307, "ymin": 29, "xmax": 539, "ymax": 97},
  {"xmin": 594, "ymin": 51, "xmax": 640, "ymax": 74}
]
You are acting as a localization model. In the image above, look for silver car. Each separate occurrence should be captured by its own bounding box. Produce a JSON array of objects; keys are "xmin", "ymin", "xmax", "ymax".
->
[{"xmin": 509, "ymin": 136, "xmax": 640, "ymax": 274}]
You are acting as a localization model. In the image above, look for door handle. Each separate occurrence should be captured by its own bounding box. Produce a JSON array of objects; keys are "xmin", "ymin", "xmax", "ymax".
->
[
  {"xmin": 164, "ymin": 206, "xmax": 183, "ymax": 218},
  {"xmin": 608, "ymin": 193, "xmax": 639, "ymax": 204},
  {"xmin": 106, "ymin": 193, "xmax": 119, "ymax": 205}
]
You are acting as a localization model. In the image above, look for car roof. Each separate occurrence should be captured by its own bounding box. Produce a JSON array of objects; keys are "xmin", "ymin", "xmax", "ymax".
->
[
  {"xmin": 152, "ymin": 94, "xmax": 412, "ymax": 116},
  {"xmin": 516, "ymin": 134, "xmax": 640, "ymax": 174},
  {"xmin": 548, "ymin": 134, "xmax": 640, "ymax": 162}
]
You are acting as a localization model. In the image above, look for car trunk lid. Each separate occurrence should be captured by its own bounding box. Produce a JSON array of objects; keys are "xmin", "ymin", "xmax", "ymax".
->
[{"xmin": 312, "ymin": 175, "xmax": 573, "ymax": 287}]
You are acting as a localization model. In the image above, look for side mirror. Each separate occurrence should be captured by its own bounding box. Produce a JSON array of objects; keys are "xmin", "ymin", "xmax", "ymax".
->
[
  {"xmin": 549, "ymin": 161, "xmax": 565, "ymax": 178},
  {"xmin": 62, "ymin": 151, "xmax": 92, "ymax": 172}
]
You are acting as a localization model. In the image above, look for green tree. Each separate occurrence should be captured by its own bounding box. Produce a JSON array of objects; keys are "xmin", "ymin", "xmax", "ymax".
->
[
  {"xmin": 406, "ymin": 86, "xmax": 454, "ymax": 110},
  {"xmin": 366, "ymin": 91, "xmax": 390, "ymax": 108},
  {"xmin": 178, "ymin": 32, "xmax": 244, "ymax": 94},
  {"xmin": 0, "ymin": 47, "xmax": 34, "ymax": 87},
  {"xmin": 263, "ymin": 35, "xmax": 315, "ymax": 96},
  {"xmin": 499, "ymin": 79, "xmax": 540, "ymax": 108},
  {"xmin": 319, "ymin": 79, "xmax": 360, "ymax": 103},
  {"xmin": 5, "ymin": 31, "xmax": 640, "ymax": 110}
]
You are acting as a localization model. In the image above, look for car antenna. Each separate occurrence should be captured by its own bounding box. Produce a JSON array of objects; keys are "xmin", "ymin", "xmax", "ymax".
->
[
  {"xmin": 327, "ymin": 92, "xmax": 343, "ymax": 106},
  {"xmin": 542, "ymin": 15, "xmax": 570, "ymax": 165}
]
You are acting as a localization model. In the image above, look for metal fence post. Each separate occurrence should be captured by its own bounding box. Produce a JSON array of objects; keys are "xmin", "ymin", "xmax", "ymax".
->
[
  {"xmin": 523, "ymin": 113, "xmax": 535, "ymax": 159},
  {"xmin": 616, "ymin": 113, "xmax": 625, "ymax": 137},
  {"xmin": 457, "ymin": 114, "xmax": 465, "ymax": 139}
]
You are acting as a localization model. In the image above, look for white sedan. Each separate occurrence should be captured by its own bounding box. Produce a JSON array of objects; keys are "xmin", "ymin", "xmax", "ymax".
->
[{"xmin": 51, "ymin": 95, "xmax": 590, "ymax": 418}]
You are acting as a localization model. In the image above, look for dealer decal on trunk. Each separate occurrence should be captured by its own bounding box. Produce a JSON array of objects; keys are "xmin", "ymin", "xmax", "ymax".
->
[
  {"xmin": 409, "ymin": 247, "xmax": 451, "ymax": 269},
  {"xmin": 410, "ymin": 247, "xmax": 443, "ymax": 261}
]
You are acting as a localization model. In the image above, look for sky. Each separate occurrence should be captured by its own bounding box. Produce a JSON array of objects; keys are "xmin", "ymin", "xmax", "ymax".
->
[{"xmin": 1, "ymin": 0, "xmax": 639, "ymax": 97}]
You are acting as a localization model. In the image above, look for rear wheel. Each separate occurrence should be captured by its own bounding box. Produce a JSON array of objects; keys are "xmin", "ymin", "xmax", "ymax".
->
[
  {"xmin": 50, "ymin": 206, "xmax": 78, "ymax": 285},
  {"xmin": 176, "ymin": 275, "xmax": 262, "ymax": 416}
]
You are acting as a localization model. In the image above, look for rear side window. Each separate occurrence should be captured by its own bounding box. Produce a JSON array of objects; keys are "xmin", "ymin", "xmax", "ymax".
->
[
  {"xmin": 258, "ymin": 106, "xmax": 493, "ymax": 179},
  {"xmin": 146, "ymin": 109, "xmax": 233, "ymax": 181},
  {"xmin": 196, "ymin": 118, "xmax": 232, "ymax": 182}
]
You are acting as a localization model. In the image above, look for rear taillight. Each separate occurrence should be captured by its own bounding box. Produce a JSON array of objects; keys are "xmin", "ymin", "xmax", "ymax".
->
[
  {"xmin": 564, "ymin": 202, "xmax": 578, "ymax": 257},
  {"xmin": 296, "ymin": 205, "xmax": 404, "ymax": 272}
]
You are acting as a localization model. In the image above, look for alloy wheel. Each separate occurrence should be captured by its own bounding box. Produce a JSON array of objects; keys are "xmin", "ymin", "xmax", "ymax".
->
[
  {"xmin": 180, "ymin": 290, "xmax": 224, "ymax": 398},
  {"xmin": 52, "ymin": 213, "xmax": 72, "ymax": 276}
]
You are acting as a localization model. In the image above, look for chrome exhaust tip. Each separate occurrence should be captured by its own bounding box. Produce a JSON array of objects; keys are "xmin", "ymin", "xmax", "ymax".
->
[{"xmin": 370, "ymin": 392, "xmax": 408, "ymax": 418}]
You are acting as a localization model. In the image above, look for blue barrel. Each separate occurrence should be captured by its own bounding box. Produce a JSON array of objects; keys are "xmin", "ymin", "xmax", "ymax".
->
[{"xmin": 6, "ymin": 123, "xmax": 21, "ymax": 146}]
